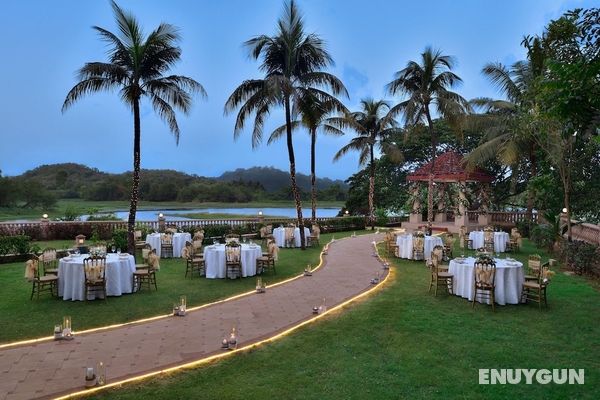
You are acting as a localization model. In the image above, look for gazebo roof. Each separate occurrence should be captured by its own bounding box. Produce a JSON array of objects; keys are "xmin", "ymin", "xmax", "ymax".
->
[{"xmin": 407, "ymin": 151, "xmax": 494, "ymax": 183}]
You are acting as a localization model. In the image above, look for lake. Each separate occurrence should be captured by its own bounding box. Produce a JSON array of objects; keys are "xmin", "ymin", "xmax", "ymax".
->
[{"xmin": 94, "ymin": 207, "xmax": 341, "ymax": 221}]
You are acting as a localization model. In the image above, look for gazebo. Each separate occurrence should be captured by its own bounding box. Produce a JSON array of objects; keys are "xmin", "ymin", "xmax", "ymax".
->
[{"xmin": 404, "ymin": 151, "xmax": 494, "ymax": 233}]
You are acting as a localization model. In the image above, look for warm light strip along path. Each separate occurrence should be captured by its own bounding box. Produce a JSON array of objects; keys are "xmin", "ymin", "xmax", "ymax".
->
[{"xmin": 0, "ymin": 233, "xmax": 387, "ymax": 400}]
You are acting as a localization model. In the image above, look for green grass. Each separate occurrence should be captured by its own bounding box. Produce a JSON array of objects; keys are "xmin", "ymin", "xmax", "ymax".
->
[
  {"xmin": 0, "ymin": 231, "xmax": 361, "ymax": 343},
  {"xmin": 82, "ymin": 239, "xmax": 599, "ymax": 400},
  {"xmin": 0, "ymin": 199, "xmax": 344, "ymax": 221}
]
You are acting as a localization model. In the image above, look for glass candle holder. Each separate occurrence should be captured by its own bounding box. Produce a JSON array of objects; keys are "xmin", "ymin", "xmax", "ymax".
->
[
  {"xmin": 97, "ymin": 362, "xmax": 106, "ymax": 386},
  {"xmin": 179, "ymin": 295, "xmax": 187, "ymax": 312},
  {"xmin": 62, "ymin": 316, "xmax": 72, "ymax": 337}
]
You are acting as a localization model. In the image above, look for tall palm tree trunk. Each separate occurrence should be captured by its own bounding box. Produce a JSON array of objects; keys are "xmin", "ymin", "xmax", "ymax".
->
[
  {"xmin": 127, "ymin": 98, "xmax": 141, "ymax": 253},
  {"xmin": 285, "ymin": 97, "xmax": 306, "ymax": 250},
  {"xmin": 368, "ymin": 144, "xmax": 375, "ymax": 230},
  {"xmin": 425, "ymin": 109, "xmax": 436, "ymax": 235},
  {"xmin": 310, "ymin": 129, "xmax": 317, "ymax": 225}
]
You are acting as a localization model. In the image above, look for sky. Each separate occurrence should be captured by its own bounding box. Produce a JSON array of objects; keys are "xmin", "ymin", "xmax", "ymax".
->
[{"xmin": 0, "ymin": 0, "xmax": 595, "ymax": 180}]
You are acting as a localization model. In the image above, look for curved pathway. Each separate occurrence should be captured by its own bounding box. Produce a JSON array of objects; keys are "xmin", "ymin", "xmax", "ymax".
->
[{"xmin": 0, "ymin": 233, "xmax": 387, "ymax": 400}]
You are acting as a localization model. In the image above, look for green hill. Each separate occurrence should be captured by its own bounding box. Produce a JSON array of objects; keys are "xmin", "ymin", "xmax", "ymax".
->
[{"xmin": 7, "ymin": 164, "xmax": 347, "ymax": 203}]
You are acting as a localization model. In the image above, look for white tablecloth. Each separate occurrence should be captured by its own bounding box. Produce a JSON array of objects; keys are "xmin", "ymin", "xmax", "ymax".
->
[
  {"xmin": 395, "ymin": 235, "xmax": 444, "ymax": 259},
  {"xmin": 468, "ymin": 231, "xmax": 510, "ymax": 252},
  {"xmin": 203, "ymin": 244, "xmax": 263, "ymax": 279},
  {"xmin": 146, "ymin": 232, "xmax": 191, "ymax": 257},
  {"xmin": 58, "ymin": 254, "xmax": 136, "ymax": 301},
  {"xmin": 273, "ymin": 227, "xmax": 311, "ymax": 248},
  {"xmin": 448, "ymin": 257, "xmax": 524, "ymax": 305}
]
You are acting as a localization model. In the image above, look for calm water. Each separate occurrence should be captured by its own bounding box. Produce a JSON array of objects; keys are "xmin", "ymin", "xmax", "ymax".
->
[{"xmin": 97, "ymin": 207, "xmax": 341, "ymax": 221}]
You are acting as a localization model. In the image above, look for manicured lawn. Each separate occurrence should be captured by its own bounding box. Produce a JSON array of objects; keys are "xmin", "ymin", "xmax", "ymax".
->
[
  {"xmin": 84, "ymin": 239, "xmax": 598, "ymax": 400},
  {"xmin": 0, "ymin": 231, "xmax": 361, "ymax": 343}
]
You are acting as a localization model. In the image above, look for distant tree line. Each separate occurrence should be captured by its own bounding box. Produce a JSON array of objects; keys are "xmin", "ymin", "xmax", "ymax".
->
[{"xmin": 0, "ymin": 164, "xmax": 347, "ymax": 207}]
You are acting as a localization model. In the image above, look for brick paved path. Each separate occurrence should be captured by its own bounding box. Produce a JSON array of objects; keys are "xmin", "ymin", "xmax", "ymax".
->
[{"xmin": 0, "ymin": 233, "xmax": 386, "ymax": 400}]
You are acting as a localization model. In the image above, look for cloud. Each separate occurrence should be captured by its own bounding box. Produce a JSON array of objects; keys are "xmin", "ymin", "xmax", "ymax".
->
[{"xmin": 342, "ymin": 64, "xmax": 369, "ymax": 96}]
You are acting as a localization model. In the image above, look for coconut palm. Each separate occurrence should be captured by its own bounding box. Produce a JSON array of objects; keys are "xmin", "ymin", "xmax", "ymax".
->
[
  {"xmin": 332, "ymin": 99, "xmax": 402, "ymax": 229},
  {"xmin": 225, "ymin": 0, "xmax": 346, "ymax": 249},
  {"xmin": 466, "ymin": 60, "xmax": 540, "ymax": 218},
  {"xmin": 62, "ymin": 1, "xmax": 206, "ymax": 252},
  {"xmin": 269, "ymin": 91, "xmax": 348, "ymax": 224},
  {"xmin": 386, "ymin": 47, "xmax": 469, "ymax": 233}
]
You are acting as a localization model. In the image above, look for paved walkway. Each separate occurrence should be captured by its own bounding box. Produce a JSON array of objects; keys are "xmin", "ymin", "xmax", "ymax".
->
[{"xmin": 0, "ymin": 233, "xmax": 387, "ymax": 400}]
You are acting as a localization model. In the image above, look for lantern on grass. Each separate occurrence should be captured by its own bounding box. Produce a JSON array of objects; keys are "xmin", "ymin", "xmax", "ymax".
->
[
  {"xmin": 62, "ymin": 316, "xmax": 73, "ymax": 339},
  {"xmin": 304, "ymin": 265, "xmax": 312, "ymax": 276},
  {"xmin": 97, "ymin": 362, "xmax": 106, "ymax": 386},
  {"xmin": 256, "ymin": 278, "xmax": 266, "ymax": 293},
  {"xmin": 85, "ymin": 367, "xmax": 96, "ymax": 388},
  {"xmin": 179, "ymin": 295, "xmax": 187, "ymax": 316},
  {"xmin": 228, "ymin": 328, "xmax": 238, "ymax": 350}
]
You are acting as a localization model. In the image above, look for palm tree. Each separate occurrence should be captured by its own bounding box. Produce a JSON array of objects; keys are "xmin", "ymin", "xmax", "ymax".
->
[
  {"xmin": 332, "ymin": 99, "xmax": 401, "ymax": 229},
  {"xmin": 386, "ymin": 47, "xmax": 469, "ymax": 233},
  {"xmin": 269, "ymin": 91, "xmax": 348, "ymax": 224},
  {"xmin": 225, "ymin": 0, "xmax": 346, "ymax": 249},
  {"xmin": 63, "ymin": 1, "xmax": 206, "ymax": 252},
  {"xmin": 466, "ymin": 60, "xmax": 540, "ymax": 219}
]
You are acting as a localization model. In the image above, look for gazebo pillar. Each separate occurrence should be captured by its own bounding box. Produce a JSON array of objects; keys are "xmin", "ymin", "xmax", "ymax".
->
[
  {"xmin": 478, "ymin": 183, "xmax": 492, "ymax": 226},
  {"xmin": 454, "ymin": 181, "xmax": 467, "ymax": 229},
  {"xmin": 434, "ymin": 203, "xmax": 446, "ymax": 222},
  {"xmin": 409, "ymin": 183, "xmax": 423, "ymax": 225}
]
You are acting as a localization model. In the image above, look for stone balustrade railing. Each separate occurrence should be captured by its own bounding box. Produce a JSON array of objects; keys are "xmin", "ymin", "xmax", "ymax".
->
[{"xmin": 560, "ymin": 217, "xmax": 600, "ymax": 246}]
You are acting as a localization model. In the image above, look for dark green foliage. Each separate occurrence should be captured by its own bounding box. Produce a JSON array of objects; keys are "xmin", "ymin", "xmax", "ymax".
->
[
  {"xmin": 319, "ymin": 216, "xmax": 365, "ymax": 232},
  {"xmin": 219, "ymin": 167, "xmax": 348, "ymax": 193},
  {"xmin": 9, "ymin": 164, "xmax": 347, "ymax": 204},
  {"xmin": 530, "ymin": 224, "xmax": 558, "ymax": 251},
  {"xmin": 111, "ymin": 229, "xmax": 128, "ymax": 251},
  {"xmin": 0, "ymin": 235, "xmax": 32, "ymax": 255},
  {"xmin": 560, "ymin": 239, "xmax": 600, "ymax": 276}
]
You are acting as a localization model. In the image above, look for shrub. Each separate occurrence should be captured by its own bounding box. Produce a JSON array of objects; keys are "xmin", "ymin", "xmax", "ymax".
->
[
  {"xmin": 530, "ymin": 224, "xmax": 557, "ymax": 252},
  {"xmin": 0, "ymin": 235, "xmax": 32, "ymax": 255},
  {"xmin": 111, "ymin": 229, "xmax": 128, "ymax": 252},
  {"xmin": 203, "ymin": 224, "xmax": 232, "ymax": 241},
  {"xmin": 375, "ymin": 209, "xmax": 389, "ymax": 226},
  {"xmin": 559, "ymin": 239, "xmax": 600, "ymax": 277},
  {"xmin": 515, "ymin": 220, "xmax": 531, "ymax": 238}
]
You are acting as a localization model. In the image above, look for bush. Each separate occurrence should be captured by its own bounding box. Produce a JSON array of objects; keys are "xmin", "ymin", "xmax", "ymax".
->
[
  {"xmin": 559, "ymin": 240, "xmax": 600, "ymax": 277},
  {"xmin": 203, "ymin": 224, "xmax": 232, "ymax": 242},
  {"xmin": 111, "ymin": 229, "xmax": 128, "ymax": 252},
  {"xmin": 0, "ymin": 235, "xmax": 32, "ymax": 255},
  {"xmin": 320, "ymin": 217, "xmax": 366, "ymax": 233},
  {"xmin": 515, "ymin": 220, "xmax": 531, "ymax": 238},
  {"xmin": 530, "ymin": 224, "xmax": 557, "ymax": 252},
  {"xmin": 375, "ymin": 209, "xmax": 389, "ymax": 226}
]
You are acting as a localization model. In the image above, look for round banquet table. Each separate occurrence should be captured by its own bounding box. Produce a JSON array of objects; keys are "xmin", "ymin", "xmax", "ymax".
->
[
  {"xmin": 58, "ymin": 253, "xmax": 136, "ymax": 301},
  {"xmin": 468, "ymin": 231, "xmax": 510, "ymax": 252},
  {"xmin": 203, "ymin": 244, "xmax": 263, "ymax": 279},
  {"xmin": 395, "ymin": 235, "xmax": 444, "ymax": 260},
  {"xmin": 146, "ymin": 232, "xmax": 191, "ymax": 257},
  {"xmin": 448, "ymin": 257, "xmax": 524, "ymax": 305},
  {"xmin": 273, "ymin": 227, "xmax": 311, "ymax": 248}
]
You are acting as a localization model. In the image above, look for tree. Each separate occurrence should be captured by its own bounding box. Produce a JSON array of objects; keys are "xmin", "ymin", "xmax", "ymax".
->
[
  {"xmin": 62, "ymin": 1, "xmax": 205, "ymax": 252},
  {"xmin": 386, "ymin": 47, "xmax": 469, "ymax": 233},
  {"xmin": 225, "ymin": 0, "xmax": 346, "ymax": 249},
  {"xmin": 332, "ymin": 99, "xmax": 401, "ymax": 229},
  {"xmin": 530, "ymin": 8, "xmax": 600, "ymax": 240},
  {"xmin": 269, "ymin": 92, "xmax": 347, "ymax": 224},
  {"xmin": 466, "ymin": 59, "xmax": 542, "ymax": 220}
]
